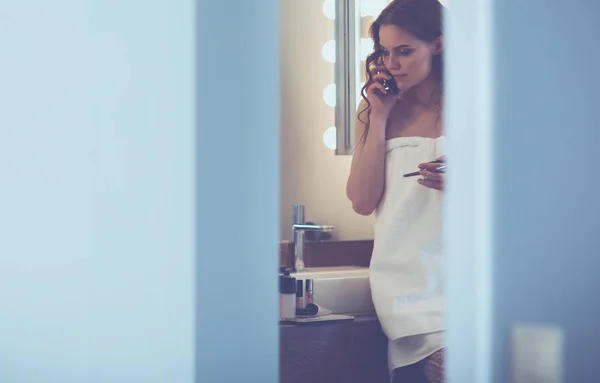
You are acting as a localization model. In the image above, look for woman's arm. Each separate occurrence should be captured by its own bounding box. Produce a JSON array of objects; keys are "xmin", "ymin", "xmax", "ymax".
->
[{"xmin": 346, "ymin": 100, "xmax": 388, "ymax": 215}]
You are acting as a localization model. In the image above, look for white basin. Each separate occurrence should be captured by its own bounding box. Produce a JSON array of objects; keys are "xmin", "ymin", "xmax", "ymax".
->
[{"xmin": 291, "ymin": 266, "xmax": 375, "ymax": 315}]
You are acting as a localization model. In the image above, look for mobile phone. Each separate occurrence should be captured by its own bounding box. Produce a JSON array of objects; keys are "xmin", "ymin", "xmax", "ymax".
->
[
  {"xmin": 379, "ymin": 75, "xmax": 399, "ymax": 95},
  {"xmin": 374, "ymin": 61, "xmax": 399, "ymax": 95}
]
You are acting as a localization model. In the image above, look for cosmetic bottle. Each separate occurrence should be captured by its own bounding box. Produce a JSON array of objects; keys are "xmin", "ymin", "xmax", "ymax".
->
[
  {"xmin": 296, "ymin": 279, "xmax": 305, "ymax": 309},
  {"xmin": 279, "ymin": 270, "xmax": 296, "ymax": 319},
  {"xmin": 305, "ymin": 279, "xmax": 314, "ymax": 305}
]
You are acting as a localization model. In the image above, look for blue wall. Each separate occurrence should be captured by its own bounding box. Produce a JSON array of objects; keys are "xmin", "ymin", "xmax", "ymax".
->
[
  {"xmin": 0, "ymin": 1, "xmax": 195, "ymax": 382},
  {"xmin": 446, "ymin": 0, "xmax": 600, "ymax": 382},
  {"xmin": 195, "ymin": 0, "xmax": 280, "ymax": 381},
  {"xmin": 493, "ymin": 0, "xmax": 600, "ymax": 381}
]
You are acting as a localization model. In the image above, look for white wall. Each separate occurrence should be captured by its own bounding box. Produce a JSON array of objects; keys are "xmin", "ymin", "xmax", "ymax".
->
[
  {"xmin": 280, "ymin": 0, "xmax": 374, "ymax": 241},
  {"xmin": 0, "ymin": 2, "xmax": 195, "ymax": 382}
]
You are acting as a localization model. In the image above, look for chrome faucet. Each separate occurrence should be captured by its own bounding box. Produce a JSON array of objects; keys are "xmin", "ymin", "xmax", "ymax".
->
[{"xmin": 291, "ymin": 204, "xmax": 334, "ymax": 272}]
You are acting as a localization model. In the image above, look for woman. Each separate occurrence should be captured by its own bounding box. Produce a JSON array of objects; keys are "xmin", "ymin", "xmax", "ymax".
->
[{"xmin": 346, "ymin": 0, "xmax": 446, "ymax": 382}]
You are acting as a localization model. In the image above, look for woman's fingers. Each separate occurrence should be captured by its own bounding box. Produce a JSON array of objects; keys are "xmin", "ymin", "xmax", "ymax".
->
[
  {"xmin": 417, "ymin": 156, "xmax": 446, "ymax": 191},
  {"xmin": 373, "ymin": 71, "xmax": 391, "ymax": 81},
  {"xmin": 418, "ymin": 178, "xmax": 444, "ymax": 191},
  {"xmin": 418, "ymin": 162, "xmax": 445, "ymax": 172},
  {"xmin": 420, "ymin": 169, "xmax": 444, "ymax": 181},
  {"xmin": 367, "ymin": 81, "xmax": 388, "ymax": 95}
]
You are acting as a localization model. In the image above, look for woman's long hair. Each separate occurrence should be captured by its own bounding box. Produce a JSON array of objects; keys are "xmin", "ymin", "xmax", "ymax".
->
[{"xmin": 357, "ymin": 0, "xmax": 444, "ymax": 142}]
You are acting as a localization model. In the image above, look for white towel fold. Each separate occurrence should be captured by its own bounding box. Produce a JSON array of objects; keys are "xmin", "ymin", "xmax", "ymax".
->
[{"xmin": 369, "ymin": 136, "xmax": 446, "ymax": 341}]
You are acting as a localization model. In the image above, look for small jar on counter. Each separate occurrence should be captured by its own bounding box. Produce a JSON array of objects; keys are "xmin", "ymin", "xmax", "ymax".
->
[
  {"xmin": 305, "ymin": 279, "xmax": 314, "ymax": 305},
  {"xmin": 296, "ymin": 279, "xmax": 305, "ymax": 309},
  {"xmin": 279, "ymin": 270, "xmax": 296, "ymax": 319}
]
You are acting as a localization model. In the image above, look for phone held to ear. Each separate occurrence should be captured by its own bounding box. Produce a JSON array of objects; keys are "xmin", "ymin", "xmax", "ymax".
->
[{"xmin": 379, "ymin": 75, "xmax": 399, "ymax": 95}]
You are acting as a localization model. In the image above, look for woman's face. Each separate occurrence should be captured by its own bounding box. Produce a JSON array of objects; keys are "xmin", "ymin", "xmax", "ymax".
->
[{"xmin": 377, "ymin": 24, "xmax": 441, "ymax": 91}]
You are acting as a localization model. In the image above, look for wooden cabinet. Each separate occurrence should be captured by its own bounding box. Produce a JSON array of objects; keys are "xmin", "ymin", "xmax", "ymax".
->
[{"xmin": 279, "ymin": 315, "xmax": 389, "ymax": 383}]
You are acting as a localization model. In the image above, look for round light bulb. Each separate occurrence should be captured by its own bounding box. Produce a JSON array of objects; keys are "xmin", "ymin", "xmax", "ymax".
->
[
  {"xmin": 323, "ymin": 127, "xmax": 337, "ymax": 150},
  {"xmin": 322, "ymin": 0, "xmax": 335, "ymax": 20},
  {"xmin": 323, "ymin": 83, "xmax": 336, "ymax": 107},
  {"xmin": 321, "ymin": 40, "xmax": 336, "ymax": 63}
]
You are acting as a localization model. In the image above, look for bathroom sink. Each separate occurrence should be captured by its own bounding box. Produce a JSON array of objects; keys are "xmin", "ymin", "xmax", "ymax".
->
[{"xmin": 291, "ymin": 266, "xmax": 375, "ymax": 315}]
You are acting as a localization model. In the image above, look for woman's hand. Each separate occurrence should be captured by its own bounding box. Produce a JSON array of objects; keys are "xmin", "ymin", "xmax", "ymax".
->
[
  {"xmin": 417, "ymin": 156, "xmax": 446, "ymax": 191},
  {"xmin": 366, "ymin": 66, "xmax": 400, "ymax": 119}
]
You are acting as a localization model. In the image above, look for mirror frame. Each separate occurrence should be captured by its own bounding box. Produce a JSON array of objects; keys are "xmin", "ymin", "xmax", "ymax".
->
[{"xmin": 334, "ymin": 0, "xmax": 361, "ymax": 155}]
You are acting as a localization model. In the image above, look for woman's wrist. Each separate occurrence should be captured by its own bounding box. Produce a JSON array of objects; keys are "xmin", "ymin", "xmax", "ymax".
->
[
  {"xmin": 368, "ymin": 115, "xmax": 388, "ymax": 138},
  {"xmin": 369, "ymin": 110, "xmax": 389, "ymax": 123}
]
